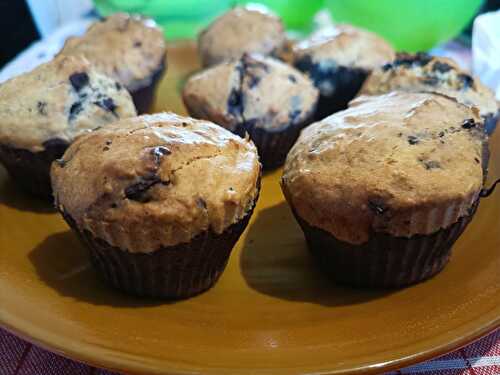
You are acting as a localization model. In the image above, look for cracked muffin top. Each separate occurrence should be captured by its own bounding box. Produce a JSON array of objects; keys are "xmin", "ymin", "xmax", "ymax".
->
[
  {"xmin": 359, "ymin": 53, "xmax": 498, "ymax": 119},
  {"xmin": 0, "ymin": 55, "xmax": 136, "ymax": 153},
  {"xmin": 198, "ymin": 6, "xmax": 286, "ymax": 67},
  {"xmin": 292, "ymin": 24, "xmax": 395, "ymax": 72},
  {"xmin": 183, "ymin": 54, "xmax": 319, "ymax": 132},
  {"xmin": 51, "ymin": 112, "xmax": 261, "ymax": 252},
  {"xmin": 59, "ymin": 13, "xmax": 166, "ymax": 92},
  {"xmin": 282, "ymin": 92, "xmax": 487, "ymax": 245}
]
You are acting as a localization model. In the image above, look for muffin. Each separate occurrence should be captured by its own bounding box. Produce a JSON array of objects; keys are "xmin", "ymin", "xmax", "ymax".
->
[
  {"xmin": 59, "ymin": 13, "xmax": 166, "ymax": 114},
  {"xmin": 0, "ymin": 55, "xmax": 136, "ymax": 199},
  {"xmin": 51, "ymin": 113, "xmax": 261, "ymax": 299},
  {"xmin": 292, "ymin": 25, "xmax": 395, "ymax": 119},
  {"xmin": 282, "ymin": 92, "xmax": 488, "ymax": 288},
  {"xmin": 360, "ymin": 52, "xmax": 499, "ymax": 135},
  {"xmin": 183, "ymin": 53, "xmax": 319, "ymax": 169},
  {"xmin": 198, "ymin": 6, "xmax": 286, "ymax": 67}
]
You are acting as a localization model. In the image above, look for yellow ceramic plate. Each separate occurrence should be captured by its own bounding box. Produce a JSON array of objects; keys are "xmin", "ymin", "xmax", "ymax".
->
[{"xmin": 0, "ymin": 43, "xmax": 499, "ymax": 375}]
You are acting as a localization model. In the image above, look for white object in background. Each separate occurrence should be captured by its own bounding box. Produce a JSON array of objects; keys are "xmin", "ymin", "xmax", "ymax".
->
[
  {"xmin": 26, "ymin": 0, "xmax": 93, "ymax": 38},
  {"xmin": 473, "ymin": 10, "xmax": 500, "ymax": 100},
  {"xmin": 0, "ymin": 19, "xmax": 93, "ymax": 84}
]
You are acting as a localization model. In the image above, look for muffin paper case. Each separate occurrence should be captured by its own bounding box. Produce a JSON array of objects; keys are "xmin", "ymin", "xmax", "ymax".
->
[
  {"xmin": 129, "ymin": 60, "xmax": 166, "ymax": 115},
  {"xmin": 293, "ymin": 201, "xmax": 478, "ymax": 288},
  {"xmin": 0, "ymin": 139, "xmax": 68, "ymax": 199},
  {"xmin": 61, "ymin": 191, "xmax": 259, "ymax": 299}
]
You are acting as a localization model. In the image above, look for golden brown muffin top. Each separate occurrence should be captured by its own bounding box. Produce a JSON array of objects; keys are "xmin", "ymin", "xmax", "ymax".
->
[
  {"xmin": 183, "ymin": 54, "xmax": 319, "ymax": 132},
  {"xmin": 292, "ymin": 24, "xmax": 395, "ymax": 71},
  {"xmin": 59, "ymin": 13, "xmax": 166, "ymax": 91},
  {"xmin": 359, "ymin": 53, "xmax": 498, "ymax": 118},
  {"xmin": 0, "ymin": 55, "xmax": 136, "ymax": 152},
  {"xmin": 52, "ymin": 113, "xmax": 261, "ymax": 253},
  {"xmin": 282, "ymin": 92, "xmax": 486, "ymax": 245},
  {"xmin": 198, "ymin": 6, "xmax": 286, "ymax": 67}
]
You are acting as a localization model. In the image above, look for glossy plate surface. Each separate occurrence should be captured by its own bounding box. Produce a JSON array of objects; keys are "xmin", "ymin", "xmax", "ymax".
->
[{"xmin": 0, "ymin": 43, "xmax": 499, "ymax": 375}]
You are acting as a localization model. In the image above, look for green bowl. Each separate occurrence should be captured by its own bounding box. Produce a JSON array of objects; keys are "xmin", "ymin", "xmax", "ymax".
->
[
  {"xmin": 237, "ymin": 0, "xmax": 325, "ymax": 31},
  {"xmin": 94, "ymin": 0, "xmax": 232, "ymax": 40},
  {"xmin": 325, "ymin": 0, "xmax": 483, "ymax": 51}
]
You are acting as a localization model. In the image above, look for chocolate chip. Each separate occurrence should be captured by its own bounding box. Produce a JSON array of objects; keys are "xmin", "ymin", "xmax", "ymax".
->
[
  {"xmin": 422, "ymin": 76, "xmax": 439, "ymax": 86},
  {"xmin": 115, "ymin": 82, "xmax": 122, "ymax": 91},
  {"xmin": 150, "ymin": 146, "xmax": 171, "ymax": 165},
  {"xmin": 69, "ymin": 101, "xmax": 83, "ymax": 121},
  {"xmin": 368, "ymin": 200, "xmax": 387, "ymax": 215},
  {"xmin": 439, "ymin": 131, "xmax": 445, "ymax": 137},
  {"xmin": 103, "ymin": 146, "xmax": 110, "ymax": 151},
  {"xmin": 381, "ymin": 63, "xmax": 393, "ymax": 71},
  {"xmin": 94, "ymin": 97, "xmax": 118, "ymax": 116},
  {"xmin": 37, "ymin": 101, "xmax": 48, "ymax": 115},
  {"xmin": 110, "ymin": 203, "xmax": 117, "ymax": 208},
  {"xmin": 462, "ymin": 118, "xmax": 476, "ymax": 129},
  {"xmin": 432, "ymin": 61, "xmax": 452, "ymax": 73},
  {"xmin": 106, "ymin": 140, "xmax": 112, "ymax": 145},
  {"xmin": 247, "ymin": 73, "xmax": 261, "ymax": 88},
  {"xmin": 69, "ymin": 72, "xmax": 89, "ymax": 92},
  {"xmin": 407, "ymin": 135, "xmax": 419, "ymax": 145},
  {"xmin": 125, "ymin": 174, "xmax": 162, "ymax": 202},
  {"xmin": 475, "ymin": 157, "xmax": 480, "ymax": 164},
  {"xmin": 419, "ymin": 158, "xmax": 441, "ymax": 170},
  {"xmin": 227, "ymin": 88, "xmax": 244, "ymax": 118},
  {"xmin": 289, "ymin": 109, "xmax": 301, "ymax": 124},
  {"xmin": 393, "ymin": 52, "xmax": 432, "ymax": 68},
  {"xmin": 458, "ymin": 73, "xmax": 473, "ymax": 89},
  {"xmin": 196, "ymin": 198, "xmax": 207, "ymax": 209},
  {"xmin": 288, "ymin": 74, "xmax": 297, "ymax": 83},
  {"xmin": 133, "ymin": 41, "xmax": 142, "ymax": 48}
]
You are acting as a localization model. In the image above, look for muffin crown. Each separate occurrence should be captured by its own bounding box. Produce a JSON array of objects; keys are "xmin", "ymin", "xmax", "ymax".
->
[
  {"xmin": 59, "ymin": 13, "xmax": 166, "ymax": 91},
  {"xmin": 360, "ymin": 53, "xmax": 498, "ymax": 118},
  {"xmin": 293, "ymin": 24, "xmax": 395, "ymax": 72},
  {"xmin": 198, "ymin": 6, "xmax": 286, "ymax": 67},
  {"xmin": 282, "ymin": 92, "xmax": 487, "ymax": 244},
  {"xmin": 51, "ymin": 113, "xmax": 261, "ymax": 252},
  {"xmin": 0, "ymin": 55, "xmax": 136, "ymax": 152},
  {"xmin": 183, "ymin": 54, "xmax": 319, "ymax": 132}
]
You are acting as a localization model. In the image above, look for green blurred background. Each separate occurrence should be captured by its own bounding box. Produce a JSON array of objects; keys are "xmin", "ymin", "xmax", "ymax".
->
[{"xmin": 94, "ymin": 0, "xmax": 484, "ymax": 51}]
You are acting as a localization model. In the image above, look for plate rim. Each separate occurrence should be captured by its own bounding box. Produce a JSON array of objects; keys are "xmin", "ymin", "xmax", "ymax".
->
[{"xmin": 1, "ymin": 305, "xmax": 499, "ymax": 375}]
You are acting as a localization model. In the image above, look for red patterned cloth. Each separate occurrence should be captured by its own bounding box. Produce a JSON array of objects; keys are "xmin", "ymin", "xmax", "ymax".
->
[{"xmin": 1, "ymin": 328, "xmax": 498, "ymax": 375}]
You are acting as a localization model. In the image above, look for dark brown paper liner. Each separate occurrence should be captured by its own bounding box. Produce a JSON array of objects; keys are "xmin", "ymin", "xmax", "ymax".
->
[
  {"xmin": 235, "ymin": 107, "xmax": 316, "ymax": 170},
  {"xmin": 129, "ymin": 58, "xmax": 166, "ymax": 115},
  {"xmin": 0, "ymin": 138, "xmax": 68, "ymax": 200},
  {"xmin": 61, "ymin": 187, "xmax": 259, "ymax": 299},
  {"xmin": 294, "ymin": 56, "xmax": 368, "ymax": 121},
  {"xmin": 314, "ymin": 67, "xmax": 367, "ymax": 120},
  {"xmin": 293, "ymin": 201, "xmax": 479, "ymax": 288}
]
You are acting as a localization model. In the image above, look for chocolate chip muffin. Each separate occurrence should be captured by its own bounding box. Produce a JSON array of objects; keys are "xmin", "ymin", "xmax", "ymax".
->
[
  {"xmin": 282, "ymin": 92, "xmax": 488, "ymax": 288},
  {"xmin": 360, "ymin": 53, "xmax": 499, "ymax": 135},
  {"xmin": 198, "ymin": 6, "xmax": 286, "ymax": 68},
  {"xmin": 292, "ymin": 25, "xmax": 395, "ymax": 119},
  {"xmin": 183, "ymin": 54, "xmax": 319, "ymax": 169},
  {"xmin": 0, "ymin": 55, "xmax": 136, "ymax": 199},
  {"xmin": 51, "ymin": 113, "xmax": 261, "ymax": 299},
  {"xmin": 59, "ymin": 13, "xmax": 166, "ymax": 114}
]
